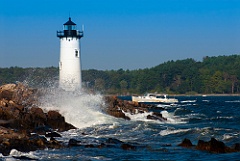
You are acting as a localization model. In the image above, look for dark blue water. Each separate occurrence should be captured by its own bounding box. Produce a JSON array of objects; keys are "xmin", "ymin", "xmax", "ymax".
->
[{"xmin": 3, "ymin": 96, "xmax": 240, "ymax": 160}]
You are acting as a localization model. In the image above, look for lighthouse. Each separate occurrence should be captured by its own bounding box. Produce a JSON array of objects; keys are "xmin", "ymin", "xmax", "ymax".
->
[{"xmin": 57, "ymin": 18, "xmax": 83, "ymax": 91}]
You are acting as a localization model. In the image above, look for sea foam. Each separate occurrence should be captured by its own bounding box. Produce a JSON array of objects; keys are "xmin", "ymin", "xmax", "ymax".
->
[{"xmin": 39, "ymin": 89, "xmax": 113, "ymax": 129}]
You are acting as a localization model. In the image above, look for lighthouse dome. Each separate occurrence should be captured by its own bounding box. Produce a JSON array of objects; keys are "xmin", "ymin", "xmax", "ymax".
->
[
  {"xmin": 64, "ymin": 17, "xmax": 76, "ymax": 26},
  {"xmin": 64, "ymin": 17, "xmax": 76, "ymax": 31}
]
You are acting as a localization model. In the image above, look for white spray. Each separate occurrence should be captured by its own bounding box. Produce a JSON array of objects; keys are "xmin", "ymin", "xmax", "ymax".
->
[{"xmin": 39, "ymin": 89, "xmax": 113, "ymax": 129}]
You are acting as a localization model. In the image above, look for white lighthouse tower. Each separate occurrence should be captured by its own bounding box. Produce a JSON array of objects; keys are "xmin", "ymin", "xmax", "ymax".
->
[{"xmin": 57, "ymin": 17, "xmax": 83, "ymax": 91}]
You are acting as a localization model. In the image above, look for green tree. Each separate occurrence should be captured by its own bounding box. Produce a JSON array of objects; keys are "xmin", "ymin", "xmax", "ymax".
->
[{"xmin": 120, "ymin": 80, "xmax": 128, "ymax": 94}]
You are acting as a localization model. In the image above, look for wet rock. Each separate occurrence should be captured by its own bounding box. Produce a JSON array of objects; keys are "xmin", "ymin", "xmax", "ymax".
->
[
  {"xmin": 146, "ymin": 115, "xmax": 157, "ymax": 120},
  {"xmin": 106, "ymin": 109, "xmax": 130, "ymax": 120},
  {"xmin": 0, "ymin": 83, "xmax": 76, "ymax": 155},
  {"xmin": 179, "ymin": 137, "xmax": 239, "ymax": 153},
  {"xmin": 105, "ymin": 96, "xmax": 168, "ymax": 122},
  {"xmin": 33, "ymin": 126, "xmax": 52, "ymax": 135},
  {"xmin": 106, "ymin": 138, "xmax": 123, "ymax": 144},
  {"xmin": 196, "ymin": 138, "xmax": 228, "ymax": 153},
  {"xmin": 105, "ymin": 96, "xmax": 157, "ymax": 120},
  {"xmin": 121, "ymin": 143, "xmax": 136, "ymax": 150},
  {"xmin": 97, "ymin": 143, "xmax": 106, "ymax": 148},
  {"xmin": 0, "ymin": 83, "xmax": 75, "ymax": 132},
  {"xmin": 178, "ymin": 138, "xmax": 193, "ymax": 147},
  {"xmin": 146, "ymin": 113, "xmax": 166, "ymax": 121},
  {"xmin": 0, "ymin": 129, "xmax": 64, "ymax": 156},
  {"xmin": 45, "ymin": 131, "xmax": 62, "ymax": 138},
  {"xmin": 48, "ymin": 137, "xmax": 63, "ymax": 149},
  {"xmin": 47, "ymin": 110, "xmax": 75, "ymax": 132},
  {"xmin": 68, "ymin": 138, "xmax": 81, "ymax": 147},
  {"xmin": 29, "ymin": 134, "xmax": 47, "ymax": 148},
  {"xmin": 12, "ymin": 156, "xmax": 38, "ymax": 160},
  {"xmin": 85, "ymin": 144, "xmax": 95, "ymax": 148},
  {"xmin": 233, "ymin": 143, "xmax": 240, "ymax": 151}
]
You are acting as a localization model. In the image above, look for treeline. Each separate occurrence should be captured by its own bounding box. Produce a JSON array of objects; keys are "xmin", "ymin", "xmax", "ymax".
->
[
  {"xmin": 0, "ymin": 67, "xmax": 58, "ymax": 88},
  {"xmin": 0, "ymin": 55, "xmax": 240, "ymax": 94}
]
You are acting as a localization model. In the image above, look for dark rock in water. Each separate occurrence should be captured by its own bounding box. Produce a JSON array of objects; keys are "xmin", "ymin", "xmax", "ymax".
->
[
  {"xmin": 33, "ymin": 126, "xmax": 52, "ymax": 135},
  {"xmin": 121, "ymin": 143, "xmax": 136, "ymax": 150},
  {"xmin": 97, "ymin": 143, "xmax": 106, "ymax": 148},
  {"xmin": 147, "ymin": 112, "xmax": 167, "ymax": 121},
  {"xmin": 152, "ymin": 112, "xmax": 166, "ymax": 120},
  {"xmin": 0, "ymin": 132, "xmax": 63, "ymax": 155},
  {"xmin": 29, "ymin": 134, "xmax": 48, "ymax": 148},
  {"xmin": 196, "ymin": 138, "xmax": 228, "ymax": 153},
  {"xmin": 106, "ymin": 138, "xmax": 123, "ymax": 144},
  {"xmin": 48, "ymin": 137, "xmax": 63, "ymax": 149},
  {"xmin": 104, "ymin": 96, "xmax": 168, "ymax": 121},
  {"xmin": 178, "ymin": 138, "xmax": 193, "ymax": 147},
  {"xmin": 146, "ymin": 115, "xmax": 157, "ymax": 120},
  {"xmin": 68, "ymin": 138, "xmax": 81, "ymax": 147},
  {"xmin": 233, "ymin": 143, "xmax": 240, "ymax": 151},
  {"xmin": 81, "ymin": 132, "xmax": 88, "ymax": 135},
  {"xmin": 12, "ymin": 155, "xmax": 38, "ymax": 160},
  {"xmin": 106, "ymin": 109, "xmax": 130, "ymax": 120},
  {"xmin": 85, "ymin": 144, "xmax": 95, "ymax": 148},
  {"xmin": 179, "ymin": 137, "xmax": 238, "ymax": 153},
  {"xmin": 45, "ymin": 132, "xmax": 62, "ymax": 138}
]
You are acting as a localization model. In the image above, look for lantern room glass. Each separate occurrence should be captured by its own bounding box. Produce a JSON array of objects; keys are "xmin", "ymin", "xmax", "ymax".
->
[{"xmin": 64, "ymin": 25, "xmax": 76, "ymax": 31}]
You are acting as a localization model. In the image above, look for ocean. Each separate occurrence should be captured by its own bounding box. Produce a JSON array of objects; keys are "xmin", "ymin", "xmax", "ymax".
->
[{"xmin": 2, "ymin": 93, "xmax": 240, "ymax": 160}]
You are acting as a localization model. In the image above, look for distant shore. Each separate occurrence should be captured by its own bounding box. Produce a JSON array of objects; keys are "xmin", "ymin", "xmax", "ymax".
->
[
  {"xmin": 169, "ymin": 93, "xmax": 240, "ymax": 97},
  {"xmin": 113, "ymin": 93, "xmax": 240, "ymax": 97}
]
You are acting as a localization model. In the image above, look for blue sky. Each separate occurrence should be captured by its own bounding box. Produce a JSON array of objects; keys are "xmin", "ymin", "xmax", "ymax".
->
[{"xmin": 0, "ymin": 0, "xmax": 240, "ymax": 70}]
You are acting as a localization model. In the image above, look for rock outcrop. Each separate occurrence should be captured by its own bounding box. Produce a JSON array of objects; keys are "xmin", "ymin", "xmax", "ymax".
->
[
  {"xmin": 68, "ymin": 137, "xmax": 137, "ymax": 151},
  {"xmin": 105, "ymin": 96, "xmax": 167, "ymax": 121},
  {"xmin": 178, "ymin": 137, "xmax": 240, "ymax": 153},
  {"xmin": 0, "ymin": 83, "xmax": 76, "ymax": 155}
]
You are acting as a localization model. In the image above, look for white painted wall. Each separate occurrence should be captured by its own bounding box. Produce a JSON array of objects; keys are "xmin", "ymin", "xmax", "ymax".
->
[{"xmin": 59, "ymin": 37, "xmax": 81, "ymax": 91}]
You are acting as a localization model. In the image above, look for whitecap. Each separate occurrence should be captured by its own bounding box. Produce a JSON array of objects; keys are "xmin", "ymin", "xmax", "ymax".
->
[
  {"xmin": 161, "ymin": 110, "xmax": 187, "ymax": 124},
  {"xmin": 225, "ymin": 100, "xmax": 240, "ymax": 103},
  {"xmin": 9, "ymin": 149, "xmax": 39, "ymax": 160},
  {"xmin": 159, "ymin": 128, "xmax": 190, "ymax": 136},
  {"xmin": 181, "ymin": 100, "xmax": 197, "ymax": 103}
]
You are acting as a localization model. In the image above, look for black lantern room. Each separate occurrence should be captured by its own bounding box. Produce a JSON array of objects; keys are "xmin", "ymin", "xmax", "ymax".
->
[{"xmin": 57, "ymin": 17, "xmax": 83, "ymax": 38}]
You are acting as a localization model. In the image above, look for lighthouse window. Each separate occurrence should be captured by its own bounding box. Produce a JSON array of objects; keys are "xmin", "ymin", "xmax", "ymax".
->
[{"xmin": 75, "ymin": 50, "xmax": 79, "ymax": 57}]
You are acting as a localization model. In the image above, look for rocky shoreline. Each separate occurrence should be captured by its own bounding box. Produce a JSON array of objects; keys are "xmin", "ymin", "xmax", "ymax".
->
[
  {"xmin": 0, "ymin": 83, "xmax": 239, "ymax": 157},
  {"xmin": 0, "ymin": 83, "xmax": 75, "ymax": 156}
]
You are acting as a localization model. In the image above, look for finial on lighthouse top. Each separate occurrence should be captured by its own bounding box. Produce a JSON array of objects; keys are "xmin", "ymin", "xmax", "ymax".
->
[
  {"xmin": 64, "ymin": 17, "xmax": 76, "ymax": 26},
  {"xmin": 57, "ymin": 17, "xmax": 83, "ymax": 38}
]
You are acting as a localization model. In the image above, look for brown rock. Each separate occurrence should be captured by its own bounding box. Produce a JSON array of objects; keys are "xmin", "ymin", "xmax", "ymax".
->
[
  {"xmin": 233, "ymin": 143, "xmax": 240, "ymax": 151},
  {"xmin": 0, "ymin": 83, "xmax": 75, "ymax": 131},
  {"xmin": 45, "ymin": 131, "xmax": 62, "ymax": 138},
  {"xmin": 0, "ymin": 83, "xmax": 80, "ymax": 155},
  {"xmin": 178, "ymin": 138, "xmax": 193, "ymax": 147},
  {"xmin": 0, "ymin": 84, "xmax": 16, "ymax": 100},
  {"xmin": 196, "ymin": 138, "xmax": 234, "ymax": 153},
  {"xmin": 121, "ymin": 143, "xmax": 136, "ymax": 150},
  {"xmin": 106, "ymin": 109, "xmax": 130, "ymax": 120},
  {"xmin": 47, "ymin": 110, "xmax": 75, "ymax": 132},
  {"xmin": 105, "ymin": 96, "xmax": 151, "ymax": 120},
  {"xmin": 30, "ymin": 107, "xmax": 47, "ymax": 126},
  {"xmin": 68, "ymin": 138, "xmax": 81, "ymax": 147}
]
